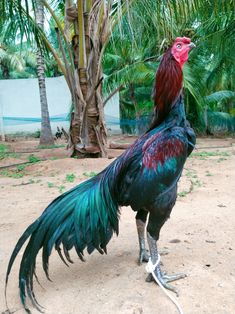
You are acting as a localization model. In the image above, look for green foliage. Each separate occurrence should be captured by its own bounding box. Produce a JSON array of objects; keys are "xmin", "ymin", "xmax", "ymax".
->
[
  {"xmin": 83, "ymin": 171, "xmax": 97, "ymax": 178},
  {"xmin": 27, "ymin": 154, "xmax": 41, "ymax": 163},
  {"xmin": 103, "ymin": 0, "xmax": 235, "ymax": 134},
  {"xmin": 0, "ymin": 144, "xmax": 8, "ymax": 159},
  {"xmin": 0, "ymin": 24, "xmax": 61, "ymax": 79},
  {"xmin": 32, "ymin": 130, "xmax": 41, "ymax": 139},
  {"xmin": 17, "ymin": 164, "xmax": 26, "ymax": 171},
  {"xmin": 186, "ymin": 169, "xmax": 197, "ymax": 179},
  {"xmin": 178, "ymin": 191, "xmax": 188, "ymax": 197},
  {"xmin": 58, "ymin": 185, "xmax": 65, "ymax": 193},
  {"xmin": 65, "ymin": 173, "xmax": 76, "ymax": 183},
  {"xmin": 47, "ymin": 182, "xmax": 54, "ymax": 188},
  {"xmin": 0, "ymin": 143, "xmax": 7, "ymax": 152},
  {"xmin": 103, "ymin": 5, "xmax": 158, "ymax": 125},
  {"xmin": 0, "ymin": 144, "xmax": 21, "ymax": 159},
  {"xmin": 0, "ymin": 163, "xmax": 26, "ymax": 178}
]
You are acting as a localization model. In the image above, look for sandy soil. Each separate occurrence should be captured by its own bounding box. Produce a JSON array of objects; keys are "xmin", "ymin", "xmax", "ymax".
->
[{"xmin": 0, "ymin": 137, "xmax": 235, "ymax": 314}]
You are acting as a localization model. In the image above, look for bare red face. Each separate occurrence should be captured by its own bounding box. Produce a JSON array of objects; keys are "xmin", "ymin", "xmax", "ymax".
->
[{"xmin": 171, "ymin": 37, "xmax": 195, "ymax": 68}]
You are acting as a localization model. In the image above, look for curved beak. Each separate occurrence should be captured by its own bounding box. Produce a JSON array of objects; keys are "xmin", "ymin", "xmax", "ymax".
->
[{"xmin": 189, "ymin": 42, "xmax": 196, "ymax": 50}]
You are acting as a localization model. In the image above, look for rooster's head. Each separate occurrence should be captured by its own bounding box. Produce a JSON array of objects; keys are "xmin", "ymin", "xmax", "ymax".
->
[{"xmin": 171, "ymin": 37, "xmax": 195, "ymax": 68}]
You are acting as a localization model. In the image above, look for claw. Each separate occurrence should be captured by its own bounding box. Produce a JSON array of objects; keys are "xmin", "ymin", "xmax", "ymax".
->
[
  {"xmin": 146, "ymin": 233, "xmax": 186, "ymax": 296},
  {"xmin": 146, "ymin": 266, "xmax": 186, "ymax": 296},
  {"xmin": 159, "ymin": 280, "xmax": 179, "ymax": 296},
  {"xmin": 145, "ymin": 273, "xmax": 154, "ymax": 282},
  {"xmin": 162, "ymin": 272, "xmax": 187, "ymax": 283}
]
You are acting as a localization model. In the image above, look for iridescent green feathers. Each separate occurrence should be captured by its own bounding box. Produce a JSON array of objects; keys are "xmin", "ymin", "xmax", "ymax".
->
[{"xmin": 5, "ymin": 175, "xmax": 119, "ymax": 313}]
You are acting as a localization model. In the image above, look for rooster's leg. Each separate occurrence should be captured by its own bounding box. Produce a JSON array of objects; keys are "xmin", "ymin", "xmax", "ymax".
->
[
  {"xmin": 136, "ymin": 209, "xmax": 149, "ymax": 265},
  {"xmin": 146, "ymin": 232, "xmax": 186, "ymax": 295}
]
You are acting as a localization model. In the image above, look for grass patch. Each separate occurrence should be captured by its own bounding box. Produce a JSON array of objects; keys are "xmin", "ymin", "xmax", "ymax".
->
[
  {"xmin": 0, "ymin": 160, "xmax": 27, "ymax": 178},
  {"xmin": 17, "ymin": 164, "xmax": 26, "ymax": 171},
  {"xmin": 178, "ymin": 170, "xmax": 202, "ymax": 198},
  {"xmin": 47, "ymin": 182, "xmax": 55, "ymax": 188},
  {"xmin": 46, "ymin": 182, "xmax": 66, "ymax": 193},
  {"xmin": 178, "ymin": 191, "xmax": 188, "ymax": 197},
  {"xmin": 0, "ymin": 154, "xmax": 42, "ymax": 179},
  {"xmin": 0, "ymin": 143, "xmax": 8, "ymax": 153},
  {"xmin": 27, "ymin": 154, "xmax": 41, "ymax": 163},
  {"xmin": 58, "ymin": 185, "xmax": 65, "ymax": 193},
  {"xmin": 32, "ymin": 130, "xmax": 40, "ymax": 138},
  {"xmin": 0, "ymin": 167, "xmax": 25, "ymax": 178},
  {"xmin": 65, "ymin": 173, "xmax": 76, "ymax": 183},
  {"xmin": 83, "ymin": 171, "xmax": 97, "ymax": 178},
  {"xmin": 0, "ymin": 144, "xmax": 20, "ymax": 159},
  {"xmin": 186, "ymin": 169, "xmax": 197, "ymax": 178}
]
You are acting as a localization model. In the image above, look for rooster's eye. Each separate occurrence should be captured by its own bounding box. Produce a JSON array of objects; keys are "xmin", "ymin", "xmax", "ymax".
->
[{"xmin": 176, "ymin": 44, "xmax": 182, "ymax": 49}]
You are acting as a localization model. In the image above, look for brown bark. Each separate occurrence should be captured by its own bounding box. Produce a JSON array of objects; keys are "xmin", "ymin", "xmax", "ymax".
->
[
  {"xmin": 64, "ymin": 0, "xmax": 72, "ymax": 41},
  {"xmin": 66, "ymin": 1, "xmax": 107, "ymax": 158}
]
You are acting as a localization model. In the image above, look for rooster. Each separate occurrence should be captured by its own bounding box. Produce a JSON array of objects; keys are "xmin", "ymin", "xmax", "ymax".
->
[{"xmin": 5, "ymin": 37, "xmax": 196, "ymax": 313}]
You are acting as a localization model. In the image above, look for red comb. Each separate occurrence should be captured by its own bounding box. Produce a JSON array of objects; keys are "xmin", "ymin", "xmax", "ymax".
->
[{"xmin": 175, "ymin": 37, "xmax": 191, "ymax": 44}]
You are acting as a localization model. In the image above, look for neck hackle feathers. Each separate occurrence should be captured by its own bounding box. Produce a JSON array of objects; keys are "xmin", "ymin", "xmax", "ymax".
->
[{"xmin": 149, "ymin": 37, "xmax": 194, "ymax": 130}]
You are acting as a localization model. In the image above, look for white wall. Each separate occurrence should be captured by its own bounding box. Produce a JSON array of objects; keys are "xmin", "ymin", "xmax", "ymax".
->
[{"xmin": 0, "ymin": 76, "xmax": 120, "ymax": 135}]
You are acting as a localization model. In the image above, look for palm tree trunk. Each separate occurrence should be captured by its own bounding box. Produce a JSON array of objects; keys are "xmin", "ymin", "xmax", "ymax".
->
[
  {"xmin": 66, "ymin": 0, "xmax": 107, "ymax": 157},
  {"xmin": 35, "ymin": 0, "xmax": 54, "ymax": 146}
]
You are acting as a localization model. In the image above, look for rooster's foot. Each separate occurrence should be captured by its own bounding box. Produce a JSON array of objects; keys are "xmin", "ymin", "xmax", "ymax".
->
[
  {"xmin": 145, "ymin": 266, "xmax": 186, "ymax": 295},
  {"xmin": 138, "ymin": 248, "xmax": 149, "ymax": 265}
]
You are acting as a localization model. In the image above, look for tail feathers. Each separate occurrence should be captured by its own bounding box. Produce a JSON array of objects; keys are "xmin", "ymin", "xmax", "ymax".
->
[{"xmin": 5, "ymin": 175, "xmax": 119, "ymax": 313}]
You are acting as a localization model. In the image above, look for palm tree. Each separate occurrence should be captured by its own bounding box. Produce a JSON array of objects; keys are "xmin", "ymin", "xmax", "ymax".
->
[
  {"xmin": 35, "ymin": 0, "xmax": 54, "ymax": 145},
  {"xmin": 2, "ymin": 0, "xmax": 132, "ymax": 156},
  {"xmin": 0, "ymin": 43, "xmax": 25, "ymax": 78},
  {"xmin": 103, "ymin": 0, "xmax": 235, "ymax": 133},
  {"xmin": 0, "ymin": 3, "xmax": 54, "ymax": 145}
]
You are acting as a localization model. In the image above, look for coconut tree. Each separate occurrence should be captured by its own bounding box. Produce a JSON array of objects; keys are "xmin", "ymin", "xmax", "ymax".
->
[
  {"xmin": 103, "ymin": 0, "xmax": 235, "ymax": 133},
  {"xmin": 0, "ymin": 5, "xmax": 54, "ymax": 145},
  {"xmin": 2, "ymin": 0, "xmax": 133, "ymax": 156},
  {"xmin": 0, "ymin": 43, "xmax": 25, "ymax": 78},
  {"xmin": 35, "ymin": 0, "xmax": 54, "ymax": 145},
  {"xmin": 0, "ymin": 21, "xmax": 28, "ymax": 78}
]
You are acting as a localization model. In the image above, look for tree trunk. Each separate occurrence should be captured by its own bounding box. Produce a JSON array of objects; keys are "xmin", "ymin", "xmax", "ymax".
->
[
  {"xmin": 64, "ymin": 0, "xmax": 72, "ymax": 41},
  {"xmin": 35, "ymin": 0, "xmax": 54, "ymax": 146},
  {"xmin": 65, "ymin": 1, "xmax": 107, "ymax": 158}
]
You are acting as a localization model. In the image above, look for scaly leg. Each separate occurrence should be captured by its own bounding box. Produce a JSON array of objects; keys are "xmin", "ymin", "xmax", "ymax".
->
[
  {"xmin": 146, "ymin": 232, "xmax": 186, "ymax": 295},
  {"xmin": 136, "ymin": 219, "xmax": 149, "ymax": 264},
  {"xmin": 136, "ymin": 210, "xmax": 149, "ymax": 264}
]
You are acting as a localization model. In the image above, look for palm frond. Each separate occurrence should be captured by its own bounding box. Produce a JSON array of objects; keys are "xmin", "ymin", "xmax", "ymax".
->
[{"xmin": 205, "ymin": 91, "xmax": 235, "ymax": 105}]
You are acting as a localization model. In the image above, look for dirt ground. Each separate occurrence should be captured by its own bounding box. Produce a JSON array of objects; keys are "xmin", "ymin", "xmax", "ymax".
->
[{"xmin": 0, "ymin": 137, "xmax": 235, "ymax": 314}]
